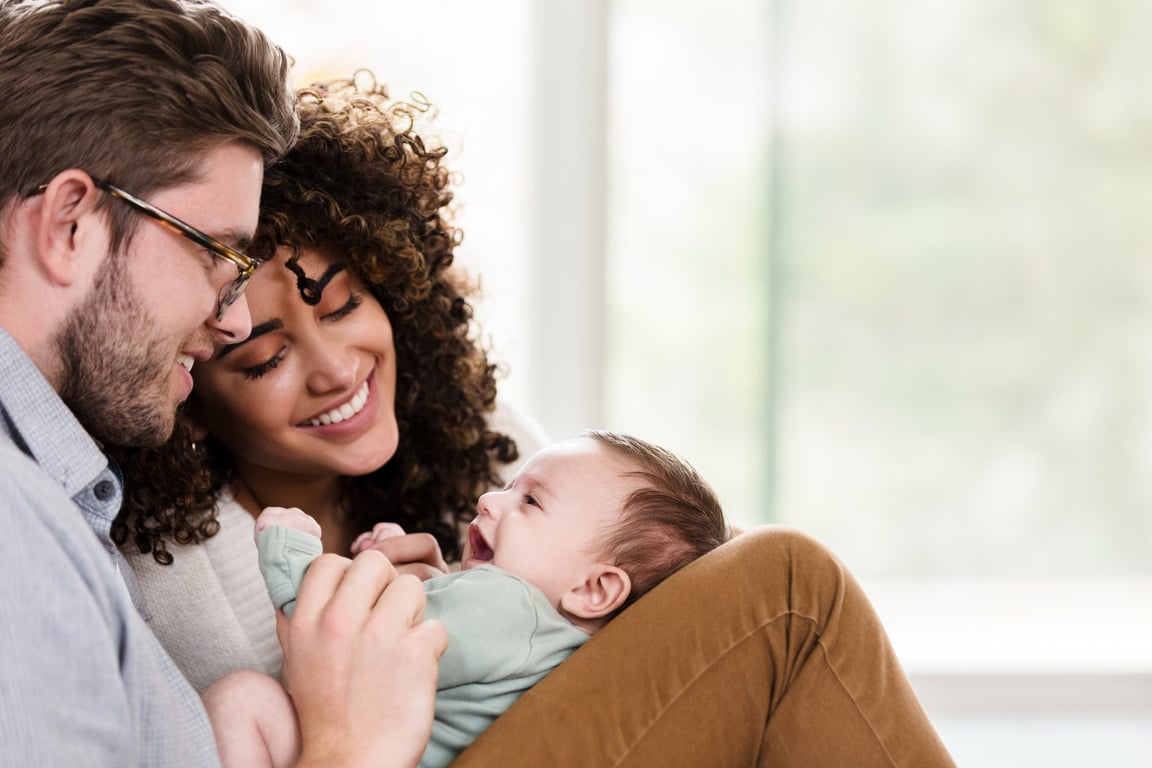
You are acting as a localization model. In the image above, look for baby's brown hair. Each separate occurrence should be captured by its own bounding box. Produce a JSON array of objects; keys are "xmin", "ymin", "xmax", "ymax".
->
[{"xmin": 586, "ymin": 430, "xmax": 730, "ymax": 616}]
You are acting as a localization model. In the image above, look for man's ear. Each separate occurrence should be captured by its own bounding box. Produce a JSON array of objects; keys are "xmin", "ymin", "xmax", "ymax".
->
[
  {"xmin": 34, "ymin": 172, "xmax": 106, "ymax": 287},
  {"xmin": 560, "ymin": 565, "xmax": 631, "ymax": 621}
]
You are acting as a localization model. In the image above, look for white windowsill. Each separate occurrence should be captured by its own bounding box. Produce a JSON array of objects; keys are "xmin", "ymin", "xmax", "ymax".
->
[{"xmin": 862, "ymin": 578, "xmax": 1152, "ymax": 715}]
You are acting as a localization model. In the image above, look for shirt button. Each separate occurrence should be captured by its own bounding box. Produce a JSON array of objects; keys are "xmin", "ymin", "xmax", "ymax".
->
[{"xmin": 94, "ymin": 480, "xmax": 115, "ymax": 501}]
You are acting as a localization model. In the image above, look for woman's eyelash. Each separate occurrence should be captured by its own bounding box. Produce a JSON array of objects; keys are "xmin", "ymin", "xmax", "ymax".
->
[
  {"xmin": 242, "ymin": 350, "xmax": 284, "ymax": 380},
  {"xmin": 239, "ymin": 292, "xmax": 361, "ymax": 380},
  {"xmin": 325, "ymin": 292, "xmax": 363, "ymax": 320}
]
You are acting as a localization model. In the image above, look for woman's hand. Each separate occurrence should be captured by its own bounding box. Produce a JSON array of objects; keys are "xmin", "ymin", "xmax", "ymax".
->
[{"xmin": 351, "ymin": 523, "xmax": 450, "ymax": 581}]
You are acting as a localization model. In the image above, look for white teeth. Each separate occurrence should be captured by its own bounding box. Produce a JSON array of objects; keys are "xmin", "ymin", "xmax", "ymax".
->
[
  {"xmin": 305, "ymin": 380, "xmax": 369, "ymax": 427},
  {"xmin": 177, "ymin": 355, "xmax": 194, "ymax": 373}
]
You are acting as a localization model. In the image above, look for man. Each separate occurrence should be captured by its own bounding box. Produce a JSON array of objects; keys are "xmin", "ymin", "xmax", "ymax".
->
[{"xmin": 0, "ymin": 1, "xmax": 445, "ymax": 766}]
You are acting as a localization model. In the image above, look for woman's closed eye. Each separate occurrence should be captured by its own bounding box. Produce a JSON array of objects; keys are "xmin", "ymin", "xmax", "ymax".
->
[
  {"xmin": 324, "ymin": 291, "xmax": 362, "ymax": 321},
  {"xmin": 241, "ymin": 348, "xmax": 285, "ymax": 380},
  {"xmin": 238, "ymin": 293, "xmax": 362, "ymax": 380}
]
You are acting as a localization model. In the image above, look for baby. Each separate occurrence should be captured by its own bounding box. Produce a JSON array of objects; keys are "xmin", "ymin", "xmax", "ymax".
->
[{"xmin": 204, "ymin": 430, "xmax": 730, "ymax": 768}]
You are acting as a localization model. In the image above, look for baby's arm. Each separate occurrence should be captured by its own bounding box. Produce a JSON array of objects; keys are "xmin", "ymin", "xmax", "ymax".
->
[
  {"xmin": 353, "ymin": 522, "xmax": 450, "ymax": 581},
  {"xmin": 250, "ymin": 509, "xmax": 448, "ymax": 768},
  {"xmin": 255, "ymin": 507, "xmax": 324, "ymax": 618},
  {"xmin": 203, "ymin": 670, "xmax": 301, "ymax": 768},
  {"xmin": 351, "ymin": 522, "xmax": 407, "ymax": 553}
]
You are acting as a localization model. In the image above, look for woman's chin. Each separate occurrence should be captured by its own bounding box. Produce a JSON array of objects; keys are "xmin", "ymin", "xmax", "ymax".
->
[{"xmin": 343, "ymin": 426, "xmax": 400, "ymax": 475}]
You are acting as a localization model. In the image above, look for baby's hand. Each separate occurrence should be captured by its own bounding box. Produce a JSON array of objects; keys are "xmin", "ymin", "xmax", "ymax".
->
[
  {"xmin": 351, "ymin": 522, "xmax": 407, "ymax": 554},
  {"xmin": 254, "ymin": 506, "xmax": 323, "ymax": 543}
]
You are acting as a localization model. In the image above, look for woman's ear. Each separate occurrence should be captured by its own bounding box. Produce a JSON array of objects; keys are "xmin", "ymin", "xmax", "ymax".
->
[
  {"xmin": 560, "ymin": 565, "xmax": 631, "ymax": 622},
  {"xmin": 178, "ymin": 408, "xmax": 210, "ymax": 442}
]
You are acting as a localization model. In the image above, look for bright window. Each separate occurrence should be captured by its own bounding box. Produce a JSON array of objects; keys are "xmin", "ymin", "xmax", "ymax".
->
[{"xmin": 607, "ymin": 0, "xmax": 1152, "ymax": 582}]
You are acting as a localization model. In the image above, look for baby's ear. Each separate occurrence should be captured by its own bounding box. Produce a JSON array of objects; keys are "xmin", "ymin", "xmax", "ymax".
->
[{"xmin": 560, "ymin": 565, "xmax": 631, "ymax": 621}]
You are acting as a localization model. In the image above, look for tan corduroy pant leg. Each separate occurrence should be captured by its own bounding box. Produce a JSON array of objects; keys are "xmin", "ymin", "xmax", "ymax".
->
[{"xmin": 451, "ymin": 526, "xmax": 955, "ymax": 767}]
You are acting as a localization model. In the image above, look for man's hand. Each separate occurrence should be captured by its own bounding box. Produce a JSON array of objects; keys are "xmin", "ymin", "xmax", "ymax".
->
[{"xmin": 279, "ymin": 549, "xmax": 448, "ymax": 768}]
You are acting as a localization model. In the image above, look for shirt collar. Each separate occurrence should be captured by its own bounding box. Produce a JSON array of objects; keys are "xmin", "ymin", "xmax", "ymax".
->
[{"xmin": 0, "ymin": 327, "xmax": 108, "ymax": 495}]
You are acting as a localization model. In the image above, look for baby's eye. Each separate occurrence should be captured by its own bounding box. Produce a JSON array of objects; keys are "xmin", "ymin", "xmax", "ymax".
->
[{"xmin": 523, "ymin": 494, "xmax": 539, "ymax": 508}]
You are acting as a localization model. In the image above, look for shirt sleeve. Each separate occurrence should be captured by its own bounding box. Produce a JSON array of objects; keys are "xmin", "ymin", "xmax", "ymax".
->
[
  {"xmin": 0, "ymin": 445, "xmax": 219, "ymax": 767},
  {"xmin": 0, "ymin": 473, "xmax": 127, "ymax": 764}
]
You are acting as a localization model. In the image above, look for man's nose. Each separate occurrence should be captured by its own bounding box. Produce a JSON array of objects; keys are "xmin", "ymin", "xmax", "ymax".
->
[{"xmin": 207, "ymin": 292, "xmax": 252, "ymax": 343}]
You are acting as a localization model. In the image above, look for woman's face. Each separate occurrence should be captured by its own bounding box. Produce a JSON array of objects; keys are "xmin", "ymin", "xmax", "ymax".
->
[{"xmin": 187, "ymin": 246, "xmax": 399, "ymax": 480}]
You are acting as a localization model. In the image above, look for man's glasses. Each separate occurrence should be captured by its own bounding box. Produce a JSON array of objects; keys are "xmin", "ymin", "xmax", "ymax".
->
[{"xmin": 28, "ymin": 177, "xmax": 261, "ymax": 321}]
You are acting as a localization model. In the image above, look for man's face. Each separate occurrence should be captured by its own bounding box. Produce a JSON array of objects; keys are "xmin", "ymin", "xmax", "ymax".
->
[{"xmin": 56, "ymin": 141, "xmax": 262, "ymax": 447}]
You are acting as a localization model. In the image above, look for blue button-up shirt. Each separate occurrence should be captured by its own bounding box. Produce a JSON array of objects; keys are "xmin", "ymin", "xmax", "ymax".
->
[{"xmin": 0, "ymin": 327, "xmax": 220, "ymax": 766}]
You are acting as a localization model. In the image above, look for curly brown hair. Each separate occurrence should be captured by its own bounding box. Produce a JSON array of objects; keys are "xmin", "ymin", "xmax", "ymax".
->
[{"xmin": 110, "ymin": 72, "xmax": 518, "ymax": 564}]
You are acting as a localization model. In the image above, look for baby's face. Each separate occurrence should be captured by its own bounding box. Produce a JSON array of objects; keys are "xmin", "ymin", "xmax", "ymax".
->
[{"xmin": 463, "ymin": 437, "xmax": 640, "ymax": 608}]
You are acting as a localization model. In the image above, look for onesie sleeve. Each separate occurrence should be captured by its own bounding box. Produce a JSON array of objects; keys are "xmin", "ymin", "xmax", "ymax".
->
[{"xmin": 255, "ymin": 525, "xmax": 323, "ymax": 618}]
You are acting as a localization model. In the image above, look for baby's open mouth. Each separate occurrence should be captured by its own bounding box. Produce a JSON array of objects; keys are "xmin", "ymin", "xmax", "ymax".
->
[{"xmin": 468, "ymin": 525, "xmax": 494, "ymax": 562}]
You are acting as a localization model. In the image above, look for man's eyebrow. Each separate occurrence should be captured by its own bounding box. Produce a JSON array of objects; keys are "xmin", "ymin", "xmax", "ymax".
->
[
  {"xmin": 215, "ymin": 230, "xmax": 252, "ymax": 252},
  {"xmin": 217, "ymin": 318, "xmax": 283, "ymax": 359}
]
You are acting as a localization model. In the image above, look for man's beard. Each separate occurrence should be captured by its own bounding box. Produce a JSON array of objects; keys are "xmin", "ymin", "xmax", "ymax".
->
[{"xmin": 56, "ymin": 252, "xmax": 178, "ymax": 448}]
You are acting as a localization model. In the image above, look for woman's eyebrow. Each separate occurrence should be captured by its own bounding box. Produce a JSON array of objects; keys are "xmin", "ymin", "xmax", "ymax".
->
[
  {"xmin": 285, "ymin": 260, "xmax": 345, "ymax": 305},
  {"xmin": 217, "ymin": 318, "xmax": 284, "ymax": 359}
]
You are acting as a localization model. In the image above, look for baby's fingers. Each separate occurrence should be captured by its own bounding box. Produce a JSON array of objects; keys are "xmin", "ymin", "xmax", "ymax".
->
[{"xmin": 351, "ymin": 522, "xmax": 407, "ymax": 553}]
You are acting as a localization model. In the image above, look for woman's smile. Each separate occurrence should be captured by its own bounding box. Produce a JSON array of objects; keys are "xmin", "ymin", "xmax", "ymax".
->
[
  {"xmin": 301, "ymin": 377, "xmax": 371, "ymax": 426},
  {"xmin": 296, "ymin": 369, "xmax": 381, "ymax": 438}
]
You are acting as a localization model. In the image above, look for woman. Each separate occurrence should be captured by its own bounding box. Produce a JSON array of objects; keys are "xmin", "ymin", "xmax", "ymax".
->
[
  {"xmin": 111, "ymin": 73, "xmax": 547, "ymax": 693},
  {"xmin": 115, "ymin": 74, "xmax": 955, "ymax": 766}
]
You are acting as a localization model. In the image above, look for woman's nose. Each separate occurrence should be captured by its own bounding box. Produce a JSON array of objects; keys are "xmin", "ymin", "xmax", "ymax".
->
[{"xmin": 305, "ymin": 343, "xmax": 358, "ymax": 393}]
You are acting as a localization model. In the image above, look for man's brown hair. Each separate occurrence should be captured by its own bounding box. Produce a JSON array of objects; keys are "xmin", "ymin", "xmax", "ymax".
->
[
  {"xmin": 0, "ymin": 0, "xmax": 297, "ymax": 256},
  {"xmin": 586, "ymin": 430, "xmax": 730, "ymax": 615}
]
